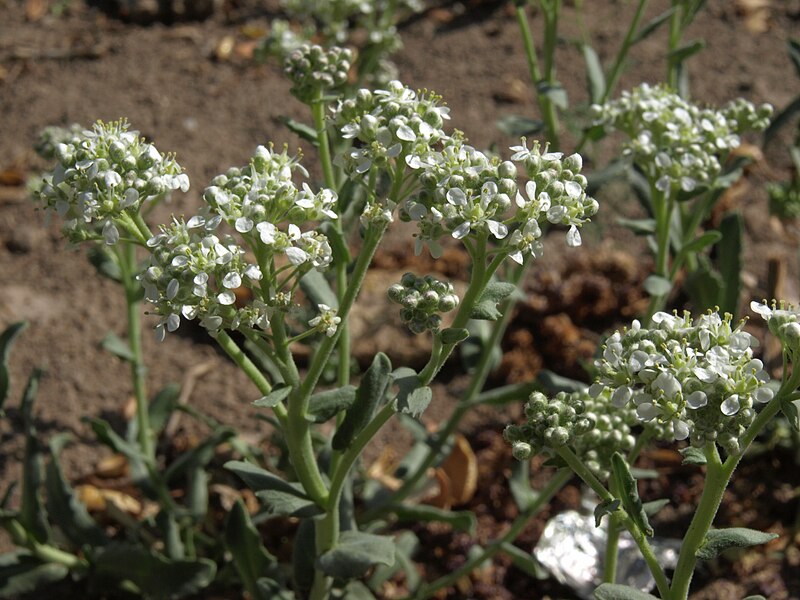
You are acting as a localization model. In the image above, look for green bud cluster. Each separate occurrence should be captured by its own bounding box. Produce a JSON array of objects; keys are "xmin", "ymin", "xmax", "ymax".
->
[
  {"xmin": 36, "ymin": 119, "xmax": 188, "ymax": 245},
  {"xmin": 284, "ymin": 44, "xmax": 353, "ymax": 103},
  {"xmin": 752, "ymin": 300, "xmax": 800, "ymax": 360},
  {"xmin": 504, "ymin": 389, "xmax": 637, "ymax": 480},
  {"xmin": 591, "ymin": 84, "xmax": 772, "ymax": 195},
  {"xmin": 387, "ymin": 273, "xmax": 459, "ymax": 334},
  {"xmin": 34, "ymin": 123, "xmax": 84, "ymax": 161}
]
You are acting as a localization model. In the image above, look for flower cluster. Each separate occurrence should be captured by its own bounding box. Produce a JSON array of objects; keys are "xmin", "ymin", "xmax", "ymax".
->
[
  {"xmin": 504, "ymin": 390, "xmax": 637, "ymax": 480},
  {"xmin": 142, "ymin": 218, "xmax": 267, "ymax": 341},
  {"xmin": 387, "ymin": 272, "xmax": 460, "ymax": 334},
  {"xmin": 332, "ymin": 81, "xmax": 451, "ymax": 183},
  {"xmin": 308, "ymin": 304, "xmax": 341, "ymax": 337},
  {"xmin": 400, "ymin": 135, "xmax": 597, "ymax": 259},
  {"xmin": 36, "ymin": 120, "xmax": 189, "ymax": 245},
  {"xmin": 509, "ymin": 139, "xmax": 598, "ymax": 257},
  {"xmin": 284, "ymin": 44, "xmax": 353, "ymax": 103},
  {"xmin": 751, "ymin": 300, "xmax": 800, "ymax": 358},
  {"xmin": 201, "ymin": 145, "xmax": 336, "ymax": 270},
  {"xmin": 591, "ymin": 84, "xmax": 772, "ymax": 195},
  {"xmin": 591, "ymin": 311, "xmax": 773, "ymax": 454}
]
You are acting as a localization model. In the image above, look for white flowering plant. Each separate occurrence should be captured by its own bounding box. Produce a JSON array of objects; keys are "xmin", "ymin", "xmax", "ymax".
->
[{"xmin": 3, "ymin": 2, "xmax": 793, "ymax": 600}]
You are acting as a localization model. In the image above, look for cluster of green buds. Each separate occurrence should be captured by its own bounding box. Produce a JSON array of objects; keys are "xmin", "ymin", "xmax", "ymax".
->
[
  {"xmin": 284, "ymin": 44, "xmax": 353, "ymax": 103},
  {"xmin": 504, "ymin": 389, "xmax": 637, "ymax": 480},
  {"xmin": 143, "ymin": 145, "xmax": 338, "ymax": 341},
  {"xmin": 387, "ymin": 273, "xmax": 460, "ymax": 334},
  {"xmin": 34, "ymin": 123, "xmax": 84, "ymax": 161},
  {"xmin": 590, "ymin": 311, "xmax": 773, "ymax": 455},
  {"xmin": 332, "ymin": 80, "xmax": 451, "ymax": 185},
  {"xmin": 591, "ymin": 83, "xmax": 772, "ymax": 195},
  {"xmin": 35, "ymin": 120, "xmax": 189, "ymax": 245}
]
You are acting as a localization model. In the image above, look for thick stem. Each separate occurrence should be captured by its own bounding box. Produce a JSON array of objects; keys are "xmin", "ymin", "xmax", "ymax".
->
[
  {"xmin": 646, "ymin": 186, "xmax": 673, "ymax": 321},
  {"xmin": 4, "ymin": 518, "xmax": 87, "ymax": 571}
]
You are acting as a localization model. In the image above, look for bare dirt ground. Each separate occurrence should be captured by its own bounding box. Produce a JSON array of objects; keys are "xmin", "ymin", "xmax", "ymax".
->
[{"xmin": 1, "ymin": 0, "xmax": 800, "ymax": 598}]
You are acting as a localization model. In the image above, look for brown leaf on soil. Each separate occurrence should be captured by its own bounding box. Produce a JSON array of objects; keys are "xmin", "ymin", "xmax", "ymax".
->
[
  {"xmin": 735, "ymin": 0, "xmax": 772, "ymax": 33},
  {"xmin": 25, "ymin": 0, "xmax": 48, "ymax": 21},
  {"xmin": 0, "ymin": 166, "xmax": 26, "ymax": 186},
  {"xmin": 421, "ymin": 467, "xmax": 453, "ymax": 510},
  {"xmin": 439, "ymin": 434, "xmax": 478, "ymax": 506},
  {"xmin": 76, "ymin": 484, "xmax": 142, "ymax": 515},
  {"xmin": 493, "ymin": 78, "xmax": 527, "ymax": 104},
  {"xmin": 95, "ymin": 453, "xmax": 129, "ymax": 479},
  {"xmin": 234, "ymin": 40, "xmax": 259, "ymax": 60},
  {"xmin": 214, "ymin": 36, "xmax": 236, "ymax": 61}
]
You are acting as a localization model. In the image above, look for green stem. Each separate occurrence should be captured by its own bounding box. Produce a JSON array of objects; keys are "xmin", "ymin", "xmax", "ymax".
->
[
  {"xmin": 5, "ymin": 519, "xmax": 87, "ymax": 571},
  {"xmin": 667, "ymin": 1, "xmax": 684, "ymax": 90},
  {"xmin": 646, "ymin": 186, "xmax": 673, "ymax": 321},
  {"xmin": 515, "ymin": 3, "xmax": 560, "ymax": 150},
  {"xmin": 117, "ymin": 242, "xmax": 154, "ymax": 461},
  {"xmin": 601, "ymin": 0, "xmax": 648, "ymax": 104},
  {"xmin": 413, "ymin": 468, "xmax": 572, "ymax": 599}
]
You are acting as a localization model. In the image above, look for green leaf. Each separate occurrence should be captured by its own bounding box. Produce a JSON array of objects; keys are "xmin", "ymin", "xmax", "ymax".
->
[
  {"xmin": 668, "ymin": 40, "xmax": 705, "ymax": 63},
  {"xmin": 631, "ymin": 7, "xmax": 676, "ymax": 45},
  {"xmin": 611, "ymin": 453, "xmax": 653, "ymax": 537},
  {"xmin": 679, "ymin": 446, "xmax": 707, "ymax": 465},
  {"xmin": 307, "ymin": 385, "xmax": 357, "ymax": 423},
  {"xmin": 500, "ymin": 542, "xmax": 548, "ymax": 579},
  {"xmin": 496, "ymin": 115, "xmax": 543, "ymax": 137},
  {"xmin": 101, "ymin": 331, "xmax": 134, "ymax": 362},
  {"xmin": 253, "ymin": 385, "xmax": 292, "ymax": 409},
  {"xmin": 764, "ymin": 96, "xmax": 800, "ymax": 147},
  {"xmin": 643, "ymin": 498, "xmax": 670, "ymax": 517},
  {"xmin": 717, "ymin": 212, "xmax": 743, "ymax": 316},
  {"xmin": 292, "ymin": 519, "xmax": 316, "ymax": 592},
  {"xmin": 256, "ymin": 489, "xmax": 324, "ymax": 518},
  {"xmin": 317, "ymin": 531, "xmax": 395, "ymax": 579},
  {"xmin": 594, "ymin": 498, "xmax": 620, "ymax": 527},
  {"xmin": 225, "ymin": 500, "xmax": 279, "ymax": 600},
  {"xmin": 333, "ymin": 353, "xmax": 392, "ymax": 450},
  {"xmin": 86, "ymin": 245, "xmax": 122, "ymax": 282},
  {"xmin": 165, "ymin": 427, "xmax": 236, "ymax": 484},
  {"xmin": 696, "ymin": 528, "xmax": 778, "ymax": 560},
  {"xmin": 0, "ymin": 321, "xmax": 27, "ymax": 411},
  {"xmin": 471, "ymin": 282, "xmax": 517, "ymax": 321},
  {"xmin": 581, "ymin": 44, "xmax": 606, "ymax": 104},
  {"xmin": 509, "ymin": 460, "xmax": 537, "ymax": 510},
  {"xmin": 780, "ymin": 396, "xmax": 800, "ymax": 431},
  {"xmin": 0, "ymin": 553, "xmax": 69, "ymax": 598},
  {"xmin": 45, "ymin": 433, "xmax": 108, "ymax": 548},
  {"xmin": 392, "ymin": 368, "xmax": 431, "ymax": 419},
  {"xmin": 594, "ymin": 583, "xmax": 660, "ymax": 600},
  {"xmin": 88, "ymin": 418, "xmax": 147, "ymax": 466},
  {"xmin": 20, "ymin": 368, "xmax": 50, "ymax": 544},
  {"xmin": 255, "ymin": 578, "xmax": 294, "ymax": 600},
  {"xmin": 300, "ymin": 269, "xmax": 338, "ymax": 309},
  {"xmin": 440, "ymin": 327, "xmax": 470, "ymax": 345},
  {"xmin": 616, "ymin": 217, "xmax": 656, "ymax": 235},
  {"xmin": 679, "ymin": 230, "xmax": 722, "ymax": 257},
  {"xmin": 278, "ymin": 116, "xmax": 319, "ymax": 147},
  {"xmin": 341, "ymin": 581, "xmax": 377, "ymax": 599},
  {"xmin": 391, "ymin": 504, "xmax": 477, "ymax": 534},
  {"xmin": 742, "ymin": 596, "xmax": 767, "ymax": 600},
  {"xmin": 536, "ymin": 369, "xmax": 587, "ymax": 394},
  {"xmin": 537, "ymin": 81, "xmax": 569, "ymax": 110},
  {"xmin": 642, "ymin": 275, "xmax": 672, "ymax": 297},
  {"xmin": 148, "ymin": 383, "xmax": 181, "ymax": 434},
  {"xmin": 368, "ymin": 531, "xmax": 419, "ymax": 589},
  {"xmin": 789, "ymin": 38, "xmax": 800, "ymax": 80},
  {"xmin": 684, "ymin": 258, "xmax": 724, "ymax": 311},
  {"xmin": 92, "ymin": 543, "xmax": 216, "ymax": 598},
  {"xmin": 225, "ymin": 460, "xmax": 310, "ymax": 498}
]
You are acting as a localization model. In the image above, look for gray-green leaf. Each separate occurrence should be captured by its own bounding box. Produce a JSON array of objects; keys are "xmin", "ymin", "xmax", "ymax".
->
[
  {"xmin": 317, "ymin": 531, "xmax": 395, "ymax": 579},
  {"xmin": 594, "ymin": 583, "xmax": 660, "ymax": 600},
  {"xmin": 471, "ymin": 282, "xmax": 517, "ymax": 321},
  {"xmin": 696, "ymin": 528, "xmax": 778, "ymax": 560}
]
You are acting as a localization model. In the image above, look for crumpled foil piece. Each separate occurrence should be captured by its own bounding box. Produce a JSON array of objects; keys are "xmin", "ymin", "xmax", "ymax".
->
[{"xmin": 534, "ymin": 510, "xmax": 680, "ymax": 599}]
